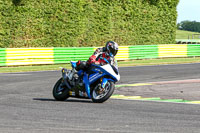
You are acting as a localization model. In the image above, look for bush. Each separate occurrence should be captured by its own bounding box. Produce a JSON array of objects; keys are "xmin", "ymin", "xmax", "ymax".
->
[{"xmin": 0, "ymin": 0, "xmax": 179, "ymax": 48}]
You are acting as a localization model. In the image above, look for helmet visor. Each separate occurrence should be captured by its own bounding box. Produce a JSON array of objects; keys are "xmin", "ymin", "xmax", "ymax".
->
[{"xmin": 110, "ymin": 48, "xmax": 118, "ymax": 56}]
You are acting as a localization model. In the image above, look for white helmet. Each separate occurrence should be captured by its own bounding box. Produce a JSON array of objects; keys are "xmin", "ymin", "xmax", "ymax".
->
[{"xmin": 105, "ymin": 41, "xmax": 118, "ymax": 56}]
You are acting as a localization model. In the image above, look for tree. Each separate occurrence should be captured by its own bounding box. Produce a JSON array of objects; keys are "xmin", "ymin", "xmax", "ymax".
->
[{"xmin": 178, "ymin": 20, "xmax": 200, "ymax": 33}]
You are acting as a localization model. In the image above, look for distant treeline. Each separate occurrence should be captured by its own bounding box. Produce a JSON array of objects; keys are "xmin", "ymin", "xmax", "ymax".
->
[
  {"xmin": 0, "ymin": 0, "xmax": 179, "ymax": 48},
  {"xmin": 177, "ymin": 21, "xmax": 200, "ymax": 33}
]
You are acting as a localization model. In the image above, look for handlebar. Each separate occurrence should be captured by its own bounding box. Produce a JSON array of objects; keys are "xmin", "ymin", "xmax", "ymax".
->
[{"xmin": 102, "ymin": 57, "xmax": 110, "ymax": 64}]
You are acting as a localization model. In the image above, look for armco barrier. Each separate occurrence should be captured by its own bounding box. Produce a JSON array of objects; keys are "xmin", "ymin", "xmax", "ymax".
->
[
  {"xmin": 0, "ymin": 44, "xmax": 200, "ymax": 67},
  {"xmin": 54, "ymin": 47, "xmax": 94, "ymax": 64},
  {"xmin": 129, "ymin": 45, "xmax": 158, "ymax": 59},
  {"xmin": 187, "ymin": 44, "xmax": 200, "ymax": 57},
  {"xmin": 0, "ymin": 48, "xmax": 6, "ymax": 66},
  {"xmin": 158, "ymin": 44, "xmax": 187, "ymax": 58},
  {"xmin": 115, "ymin": 46, "xmax": 129, "ymax": 60},
  {"xmin": 5, "ymin": 48, "xmax": 54, "ymax": 66}
]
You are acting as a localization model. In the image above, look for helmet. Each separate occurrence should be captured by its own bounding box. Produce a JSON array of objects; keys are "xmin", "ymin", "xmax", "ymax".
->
[{"xmin": 105, "ymin": 41, "xmax": 118, "ymax": 57}]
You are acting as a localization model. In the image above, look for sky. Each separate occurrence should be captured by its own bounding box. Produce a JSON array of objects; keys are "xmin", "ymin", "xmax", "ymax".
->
[{"xmin": 177, "ymin": 0, "xmax": 200, "ymax": 23}]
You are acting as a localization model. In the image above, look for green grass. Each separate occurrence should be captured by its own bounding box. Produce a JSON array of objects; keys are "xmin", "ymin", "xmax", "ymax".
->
[
  {"xmin": 0, "ymin": 64, "xmax": 71, "ymax": 73},
  {"xmin": 176, "ymin": 30, "xmax": 200, "ymax": 39},
  {"xmin": 1, "ymin": 57, "xmax": 200, "ymax": 73},
  {"xmin": 119, "ymin": 57, "xmax": 200, "ymax": 66}
]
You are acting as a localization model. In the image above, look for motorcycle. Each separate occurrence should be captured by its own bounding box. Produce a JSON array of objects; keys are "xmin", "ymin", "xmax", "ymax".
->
[{"xmin": 52, "ymin": 58, "xmax": 120, "ymax": 103}]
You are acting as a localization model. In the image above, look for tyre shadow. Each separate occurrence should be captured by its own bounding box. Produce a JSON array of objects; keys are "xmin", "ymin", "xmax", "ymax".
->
[{"xmin": 33, "ymin": 98, "xmax": 93, "ymax": 103}]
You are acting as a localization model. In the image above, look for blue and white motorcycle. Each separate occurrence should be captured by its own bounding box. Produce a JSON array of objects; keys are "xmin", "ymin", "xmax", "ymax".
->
[{"xmin": 53, "ymin": 58, "xmax": 120, "ymax": 103}]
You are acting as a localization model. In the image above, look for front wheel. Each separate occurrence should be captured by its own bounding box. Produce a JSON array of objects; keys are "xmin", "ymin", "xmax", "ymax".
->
[
  {"xmin": 92, "ymin": 81, "xmax": 115, "ymax": 103},
  {"xmin": 53, "ymin": 78, "xmax": 69, "ymax": 101}
]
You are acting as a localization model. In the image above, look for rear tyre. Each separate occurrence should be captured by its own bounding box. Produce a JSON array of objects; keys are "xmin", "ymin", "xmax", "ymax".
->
[
  {"xmin": 92, "ymin": 81, "xmax": 115, "ymax": 103},
  {"xmin": 53, "ymin": 78, "xmax": 69, "ymax": 101}
]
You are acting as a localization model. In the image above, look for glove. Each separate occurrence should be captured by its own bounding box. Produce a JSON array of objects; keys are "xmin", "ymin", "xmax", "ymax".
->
[{"xmin": 76, "ymin": 60, "xmax": 81, "ymax": 66}]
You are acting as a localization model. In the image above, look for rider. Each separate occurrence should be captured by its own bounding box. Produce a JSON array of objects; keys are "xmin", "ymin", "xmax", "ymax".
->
[{"xmin": 68, "ymin": 41, "xmax": 119, "ymax": 80}]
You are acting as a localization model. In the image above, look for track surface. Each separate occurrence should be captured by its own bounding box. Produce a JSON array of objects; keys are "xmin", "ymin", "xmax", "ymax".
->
[{"xmin": 1, "ymin": 63, "xmax": 200, "ymax": 132}]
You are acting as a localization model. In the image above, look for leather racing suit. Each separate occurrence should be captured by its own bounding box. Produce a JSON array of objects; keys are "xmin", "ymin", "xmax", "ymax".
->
[{"xmin": 76, "ymin": 47, "xmax": 117, "ymax": 71}]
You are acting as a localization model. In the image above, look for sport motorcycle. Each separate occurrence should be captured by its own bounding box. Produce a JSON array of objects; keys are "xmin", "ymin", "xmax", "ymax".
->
[{"xmin": 52, "ymin": 58, "xmax": 120, "ymax": 103}]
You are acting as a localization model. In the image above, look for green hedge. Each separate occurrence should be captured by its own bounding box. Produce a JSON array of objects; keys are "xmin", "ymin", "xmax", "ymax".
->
[{"xmin": 0, "ymin": 0, "xmax": 179, "ymax": 48}]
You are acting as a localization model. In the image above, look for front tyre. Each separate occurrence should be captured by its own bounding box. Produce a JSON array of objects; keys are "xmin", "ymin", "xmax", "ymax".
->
[
  {"xmin": 92, "ymin": 81, "xmax": 115, "ymax": 103},
  {"xmin": 53, "ymin": 78, "xmax": 69, "ymax": 101}
]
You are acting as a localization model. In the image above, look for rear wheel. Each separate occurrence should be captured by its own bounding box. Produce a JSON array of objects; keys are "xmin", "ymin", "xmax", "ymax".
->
[
  {"xmin": 92, "ymin": 81, "xmax": 115, "ymax": 103},
  {"xmin": 53, "ymin": 78, "xmax": 69, "ymax": 101}
]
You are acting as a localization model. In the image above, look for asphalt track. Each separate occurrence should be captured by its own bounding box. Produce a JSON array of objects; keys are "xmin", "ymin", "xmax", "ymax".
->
[{"xmin": 1, "ymin": 63, "xmax": 200, "ymax": 133}]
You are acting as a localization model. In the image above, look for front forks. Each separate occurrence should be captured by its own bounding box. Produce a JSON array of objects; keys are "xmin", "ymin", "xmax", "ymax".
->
[{"xmin": 61, "ymin": 68, "xmax": 72, "ymax": 90}]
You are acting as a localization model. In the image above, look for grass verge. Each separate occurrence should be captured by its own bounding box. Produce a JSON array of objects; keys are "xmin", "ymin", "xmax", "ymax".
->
[
  {"xmin": 176, "ymin": 30, "xmax": 200, "ymax": 39},
  {"xmin": 0, "ymin": 57, "xmax": 200, "ymax": 73}
]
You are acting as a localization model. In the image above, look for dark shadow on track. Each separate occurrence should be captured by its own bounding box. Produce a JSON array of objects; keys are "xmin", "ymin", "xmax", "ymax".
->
[{"xmin": 33, "ymin": 98, "xmax": 93, "ymax": 103}]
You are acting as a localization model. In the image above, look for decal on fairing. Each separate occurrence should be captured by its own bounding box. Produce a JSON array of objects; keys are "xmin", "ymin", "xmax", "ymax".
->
[
  {"xmin": 89, "ymin": 73, "xmax": 103, "ymax": 83},
  {"xmin": 69, "ymin": 91, "xmax": 75, "ymax": 96},
  {"xmin": 94, "ymin": 68, "xmax": 101, "ymax": 72}
]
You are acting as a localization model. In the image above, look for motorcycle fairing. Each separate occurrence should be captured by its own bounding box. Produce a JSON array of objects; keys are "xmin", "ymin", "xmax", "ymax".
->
[
  {"xmin": 91, "ymin": 64, "xmax": 120, "ymax": 82},
  {"xmin": 83, "ymin": 72, "xmax": 91, "ymax": 99},
  {"xmin": 88, "ymin": 72, "xmax": 105, "ymax": 84},
  {"xmin": 71, "ymin": 61, "xmax": 77, "ymax": 68}
]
